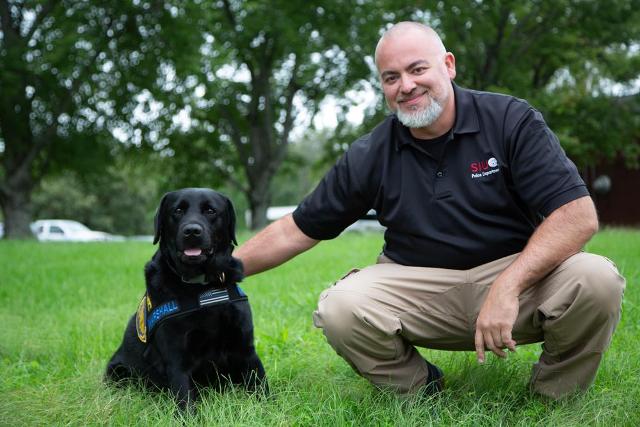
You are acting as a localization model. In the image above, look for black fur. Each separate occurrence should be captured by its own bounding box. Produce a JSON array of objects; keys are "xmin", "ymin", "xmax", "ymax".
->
[{"xmin": 105, "ymin": 188, "xmax": 267, "ymax": 410}]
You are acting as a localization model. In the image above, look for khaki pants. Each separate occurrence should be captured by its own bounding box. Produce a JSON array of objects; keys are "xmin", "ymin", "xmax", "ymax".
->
[{"xmin": 313, "ymin": 252, "xmax": 625, "ymax": 399}]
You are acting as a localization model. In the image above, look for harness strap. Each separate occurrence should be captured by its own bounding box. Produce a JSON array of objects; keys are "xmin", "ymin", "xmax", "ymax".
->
[{"xmin": 135, "ymin": 285, "xmax": 248, "ymax": 344}]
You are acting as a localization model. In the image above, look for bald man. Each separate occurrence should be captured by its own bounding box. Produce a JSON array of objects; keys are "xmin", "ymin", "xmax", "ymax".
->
[{"xmin": 235, "ymin": 22, "xmax": 625, "ymax": 399}]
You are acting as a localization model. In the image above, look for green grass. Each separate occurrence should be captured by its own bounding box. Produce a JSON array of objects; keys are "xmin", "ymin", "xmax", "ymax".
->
[{"xmin": 1, "ymin": 228, "xmax": 638, "ymax": 426}]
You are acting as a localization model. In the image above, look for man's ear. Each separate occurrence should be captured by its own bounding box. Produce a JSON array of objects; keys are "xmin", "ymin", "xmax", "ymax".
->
[
  {"xmin": 153, "ymin": 192, "xmax": 171, "ymax": 245},
  {"xmin": 226, "ymin": 197, "xmax": 238, "ymax": 246}
]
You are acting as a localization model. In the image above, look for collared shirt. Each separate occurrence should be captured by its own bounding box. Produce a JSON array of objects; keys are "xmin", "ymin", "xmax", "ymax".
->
[{"xmin": 292, "ymin": 84, "xmax": 589, "ymax": 269}]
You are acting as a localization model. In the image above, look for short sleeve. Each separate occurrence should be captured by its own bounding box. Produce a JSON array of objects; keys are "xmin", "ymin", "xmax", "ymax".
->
[
  {"xmin": 507, "ymin": 105, "xmax": 589, "ymax": 216},
  {"xmin": 292, "ymin": 139, "xmax": 375, "ymax": 240}
]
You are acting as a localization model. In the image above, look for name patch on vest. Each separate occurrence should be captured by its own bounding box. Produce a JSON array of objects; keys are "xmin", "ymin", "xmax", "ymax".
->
[{"xmin": 147, "ymin": 300, "xmax": 180, "ymax": 331}]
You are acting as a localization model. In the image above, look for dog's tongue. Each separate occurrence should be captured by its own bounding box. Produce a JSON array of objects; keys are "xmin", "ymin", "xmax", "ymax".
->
[{"xmin": 184, "ymin": 248, "xmax": 202, "ymax": 257}]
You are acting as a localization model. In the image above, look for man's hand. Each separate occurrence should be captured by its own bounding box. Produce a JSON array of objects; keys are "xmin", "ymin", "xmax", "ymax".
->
[
  {"xmin": 473, "ymin": 196, "xmax": 598, "ymax": 363},
  {"xmin": 474, "ymin": 280, "xmax": 519, "ymax": 363}
]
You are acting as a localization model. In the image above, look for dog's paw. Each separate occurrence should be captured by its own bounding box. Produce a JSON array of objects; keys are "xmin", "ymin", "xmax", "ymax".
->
[
  {"xmin": 225, "ymin": 256, "xmax": 244, "ymax": 283},
  {"xmin": 210, "ymin": 255, "xmax": 244, "ymax": 283}
]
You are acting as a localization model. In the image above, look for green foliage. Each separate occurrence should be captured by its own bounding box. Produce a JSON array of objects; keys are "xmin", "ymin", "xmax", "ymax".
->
[
  {"xmin": 31, "ymin": 155, "xmax": 164, "ymax": 235},
  {"xmin": 0, "ymin": 229, "xmax": 639, "ymax": 424},
  {"xmin": 2, "ymin": 0, "xmax": 639, "ymax": 235},
  {"xmin": 155, "ymin": 0, "xmax": 396, "ymax": 227},
  {"xmin": 0, "ymin": 0, "xmax": 202, "ymax": 236},
  {"xmin": 435, "ymin": 0, "xmax": 640, "ymax": 167},
  {"xmin": 317, "ymin": 0, "xmax": 640, "ymax": 169}
]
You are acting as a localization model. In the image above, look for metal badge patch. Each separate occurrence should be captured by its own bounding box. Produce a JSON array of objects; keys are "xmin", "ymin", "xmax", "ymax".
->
[{"xmin": 136, "ymin": 295, "xmax": 148, "ymax": 343}]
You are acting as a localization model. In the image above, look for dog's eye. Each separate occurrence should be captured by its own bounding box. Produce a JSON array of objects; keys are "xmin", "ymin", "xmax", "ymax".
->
[
  {"xmin": 174, "ymin": 208, "xmax": 184, "ymax": 215},
  {"xmin": 205, "ymin": 208, "xmax": 216, "ymax": 216}
]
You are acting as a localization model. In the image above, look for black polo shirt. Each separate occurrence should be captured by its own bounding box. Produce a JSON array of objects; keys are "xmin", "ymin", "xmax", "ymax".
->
[{"xmin": 293, "ymin": 84, "xmax": 589, "ymax": 269}]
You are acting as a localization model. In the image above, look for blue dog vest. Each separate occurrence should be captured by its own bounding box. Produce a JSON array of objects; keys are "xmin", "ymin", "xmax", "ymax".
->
[{"xmin": 136, "ymin": 285, "xmax": 247, "ymax": 343}]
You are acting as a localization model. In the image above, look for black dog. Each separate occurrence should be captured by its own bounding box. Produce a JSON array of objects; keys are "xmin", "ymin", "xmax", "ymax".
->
[{"xmin": 105, "ymin": 188, "xmax": 267, "ymax": 410}]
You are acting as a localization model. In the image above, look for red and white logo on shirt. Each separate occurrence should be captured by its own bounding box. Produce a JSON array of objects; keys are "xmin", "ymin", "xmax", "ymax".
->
[{"xmin": 470, "ymin": 157, "xmax": 499, "ymax": 178}]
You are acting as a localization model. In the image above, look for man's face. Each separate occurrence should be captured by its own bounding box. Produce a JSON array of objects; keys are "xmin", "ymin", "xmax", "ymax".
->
[{"xmin": 376, "ymin": 29, "xmax": 456, "ymax": 128}]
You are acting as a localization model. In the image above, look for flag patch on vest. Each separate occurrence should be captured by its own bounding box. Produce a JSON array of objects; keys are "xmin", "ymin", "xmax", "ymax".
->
[{"xmin": 199, "ymin": 289, "xmax": 230, "ymax": 306}]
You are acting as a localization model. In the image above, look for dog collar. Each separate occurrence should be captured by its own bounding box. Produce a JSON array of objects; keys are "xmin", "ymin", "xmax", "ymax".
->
[
  {"xmin": 163, "ymin": 254, "xmax": 225, "ymax": 286},
  {"xmin": 180, "ymin": 272, "xmax": 225, "ymax": 286},
  {"xmin": 135, "ymin": 284, "xmax": 247, "ymax": 344}
]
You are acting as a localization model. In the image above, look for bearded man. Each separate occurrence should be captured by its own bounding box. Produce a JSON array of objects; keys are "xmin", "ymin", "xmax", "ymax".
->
[{"xmin": 234, "ymin": 22, "xmax": 625, "ymax": 399}]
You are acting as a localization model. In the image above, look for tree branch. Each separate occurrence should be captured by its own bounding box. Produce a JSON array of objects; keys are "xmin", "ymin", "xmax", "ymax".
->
[
  {"xmin": 277, "ymin": 57, "xmax": 300, "ymax": 157},
  {"xmin": 211, "ymin": 159, "xmax": 247, "ymax": 194},
  {"xmin": 480, "ymin": 5, "xmax": 510, "ymax": 89},
  {"xmin": 220, "ymin": 0, "xmax": 253, "ymax": 75},
  {"xmin": 218, "ymin": 107, "xmax": 249, "ymax": 167},
  {"xmin": 0, "ymin": 0, "xmax": 19, "ymax": 44}
]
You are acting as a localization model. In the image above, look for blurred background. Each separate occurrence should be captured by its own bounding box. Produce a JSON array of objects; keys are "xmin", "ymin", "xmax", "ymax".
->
[{"xmin": 1, "ymin": 0, "xmax": 639, "ymax": 239}]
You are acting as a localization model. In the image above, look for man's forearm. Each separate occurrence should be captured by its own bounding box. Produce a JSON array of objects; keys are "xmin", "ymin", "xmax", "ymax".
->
[
  {"xmin": 474, "ymin": 195, "xmax": 599, "ymax": 360},
  {"xmin": 497, "ymin": 196, "xmax": 599, "ymax": 294},
  {"xmin": 234, "ymin": 214, "xmax": 319, "ymax": 277}
]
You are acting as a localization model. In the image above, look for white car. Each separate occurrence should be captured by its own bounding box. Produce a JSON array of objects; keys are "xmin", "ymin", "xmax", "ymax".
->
[
  {"xmin": 31, "ymin": 219, "xmax": 122, "ymax": 242},
  {"xmin": 263, "ymin": 206, "xmax": 385, "ymax": 233}
]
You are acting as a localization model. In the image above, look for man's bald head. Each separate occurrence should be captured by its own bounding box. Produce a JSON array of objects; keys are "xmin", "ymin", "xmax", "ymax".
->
[
  {"xmin": 373, "ymin": 21, "xmax": 456, "ymax": 137},
  {"xmin": 374, "ymin": 22, "xmax": 446, "ymax": 67}
]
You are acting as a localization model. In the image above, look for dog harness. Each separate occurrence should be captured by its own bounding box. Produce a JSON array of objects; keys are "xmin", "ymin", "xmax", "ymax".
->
[{"xmin": 135, "ymin": 285, "xmax": 247, "ymax": 343}]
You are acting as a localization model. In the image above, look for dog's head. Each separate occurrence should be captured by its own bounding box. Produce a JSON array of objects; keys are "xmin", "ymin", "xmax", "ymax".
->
[{"xmin": 153, "ymin": 188, "xmax": 237, "ymax": 275}]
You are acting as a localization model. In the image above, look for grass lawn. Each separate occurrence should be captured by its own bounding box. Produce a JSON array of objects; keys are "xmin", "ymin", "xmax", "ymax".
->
[{"xmin": 1, "ymin": 228, "xmax": 638, "ymax": 426}]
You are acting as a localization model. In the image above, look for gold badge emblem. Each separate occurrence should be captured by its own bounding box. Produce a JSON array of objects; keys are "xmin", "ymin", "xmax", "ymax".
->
[{"xmin": 136, "ymin": 294, "xmax": 149, "ymax": 343}]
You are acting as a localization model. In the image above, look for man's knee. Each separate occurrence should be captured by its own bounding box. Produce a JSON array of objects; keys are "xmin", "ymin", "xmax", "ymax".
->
[
  {"xmin": 313, "ymin": 285, "xmax": 401, "ymax": 355},
  {"xmin": 313, "ymin": 289, "xmax": 363, "ymax": 344},
  {"xmin": 565, "ymin": 253, "xmax": 625, "ymax": 317}
]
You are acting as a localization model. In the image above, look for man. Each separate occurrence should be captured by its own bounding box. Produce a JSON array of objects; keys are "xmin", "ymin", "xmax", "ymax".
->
[{"xmin": 235, "ymin": 22, "xmax": 625, "ymax": 399}]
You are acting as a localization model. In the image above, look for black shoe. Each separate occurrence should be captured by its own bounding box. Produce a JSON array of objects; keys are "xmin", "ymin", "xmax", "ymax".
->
[{"xmin": 421, "ymin": 359, "xmax": 444, "ymax": 396}]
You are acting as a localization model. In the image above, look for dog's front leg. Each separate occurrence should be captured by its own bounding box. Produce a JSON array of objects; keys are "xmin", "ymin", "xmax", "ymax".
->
[{"xmin": 166, "ymin": 365, "xmax": 196, "ymax": 411}]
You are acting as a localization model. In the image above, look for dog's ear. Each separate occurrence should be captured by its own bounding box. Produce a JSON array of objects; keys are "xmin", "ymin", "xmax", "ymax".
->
[
  {"xmin": 225, "ymin": 197, "xmax": 238, "ymax": 246},
  {"xmin": 153, "ymin": 192, "xmax": 170, "ymax": 245}
]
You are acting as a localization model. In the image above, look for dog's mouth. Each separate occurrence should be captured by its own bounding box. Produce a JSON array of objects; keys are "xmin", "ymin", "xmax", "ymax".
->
[
  {"xmin": 184, "ymin": 248, "xmax": 203, "ymax": 257},
  {"xmin": 180, "ymin": 247, "xmax": 215, "ymax": 263}
]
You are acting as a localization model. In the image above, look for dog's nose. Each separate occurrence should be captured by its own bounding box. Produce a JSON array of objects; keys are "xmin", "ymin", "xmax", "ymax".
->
[{"xmin": 183, "ymin": 224, "xmax": 203, "ymax": 237}]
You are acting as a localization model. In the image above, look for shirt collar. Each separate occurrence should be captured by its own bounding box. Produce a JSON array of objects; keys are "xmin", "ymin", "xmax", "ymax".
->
[{"xmin": 394, "ymin": 83, "xmax": 480, "ymax": 150}]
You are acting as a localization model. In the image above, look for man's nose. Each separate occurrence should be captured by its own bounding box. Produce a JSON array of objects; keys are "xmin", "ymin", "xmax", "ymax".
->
[{"xmin": 400, "ymin": 74, "xmax": 417, "ymax": 93}]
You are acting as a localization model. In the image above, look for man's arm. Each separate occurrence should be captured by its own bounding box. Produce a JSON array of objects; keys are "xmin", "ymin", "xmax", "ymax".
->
[
  {"xmin": 234, "ymin": 214, "xmax": 319, "ymax": 277},
  {"xmin": 474, "ymin": 195, "xmax": 599, "ymax": 363}
]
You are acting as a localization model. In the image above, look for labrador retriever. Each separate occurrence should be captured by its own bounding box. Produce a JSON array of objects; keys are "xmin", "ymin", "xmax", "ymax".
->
[{"xmin": 105, "ymin": 188, "xmax": 267, "ymax": 410}]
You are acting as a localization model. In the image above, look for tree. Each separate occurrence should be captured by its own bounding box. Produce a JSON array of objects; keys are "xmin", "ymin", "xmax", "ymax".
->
[
  {"xmin": 0, "ymin": 0, "xmax": 199, "ymax": 238},
  {"xmin": 427, "ymin": 0, "xmax": 640, "ymax": 168},
  {"xmin": 323, "ymin": 0, "xmax": 640, "ymax": 172},
  {"xmin": 164, "ymin": 0, "xmax": 391, "ymax": 229}
]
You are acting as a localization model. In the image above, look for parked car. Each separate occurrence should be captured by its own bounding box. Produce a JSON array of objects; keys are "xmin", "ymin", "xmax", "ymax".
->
[
  {"xmin": 31, "ymin": 219, "xmax": 123, "ymax": 242},
  {"xmin": 0, "ymin": 222, "xmax": 3, "ymax": 238},
  {"xmin": 263, "ymin": 206, "xmax": 385, "ymax": 233},
  {"xmin": 344, "ymin": 209, "xmax": 386, "ymax": 233}
]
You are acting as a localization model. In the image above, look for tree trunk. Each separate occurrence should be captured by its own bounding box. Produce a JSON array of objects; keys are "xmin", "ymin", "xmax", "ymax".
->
[
  {"xmin": 247, "ymin": 196, "xmax": 270, "ymax": 230},
  {"xmin": 0, "ymin": 180, "xmax": 35, "ymax": 239},
  {"xmin": 246, "ymin": 173, "xmax": 272, "ymax": 230}
]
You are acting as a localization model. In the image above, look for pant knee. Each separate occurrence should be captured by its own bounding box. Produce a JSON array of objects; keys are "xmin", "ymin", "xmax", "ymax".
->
[
  {"xmin": 314, "ymin": 290, "xmax": 362, "ymax": 344},
  {"xmin": 540, "ymin": 253, "xmax": 625, "ymax": 353},
  {"xmin": 570, "ymin": 254, "xmax": 625, "ymax": 317},
  {"xmin": 314, "ymin": 288, "xmax": 401, "ymax": 354}
]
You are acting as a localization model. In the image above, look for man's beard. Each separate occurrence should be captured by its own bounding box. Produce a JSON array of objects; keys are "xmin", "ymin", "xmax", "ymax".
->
[{"xmin": 396, "ymin": 92, "xmax": 445, "ymax": 128}]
